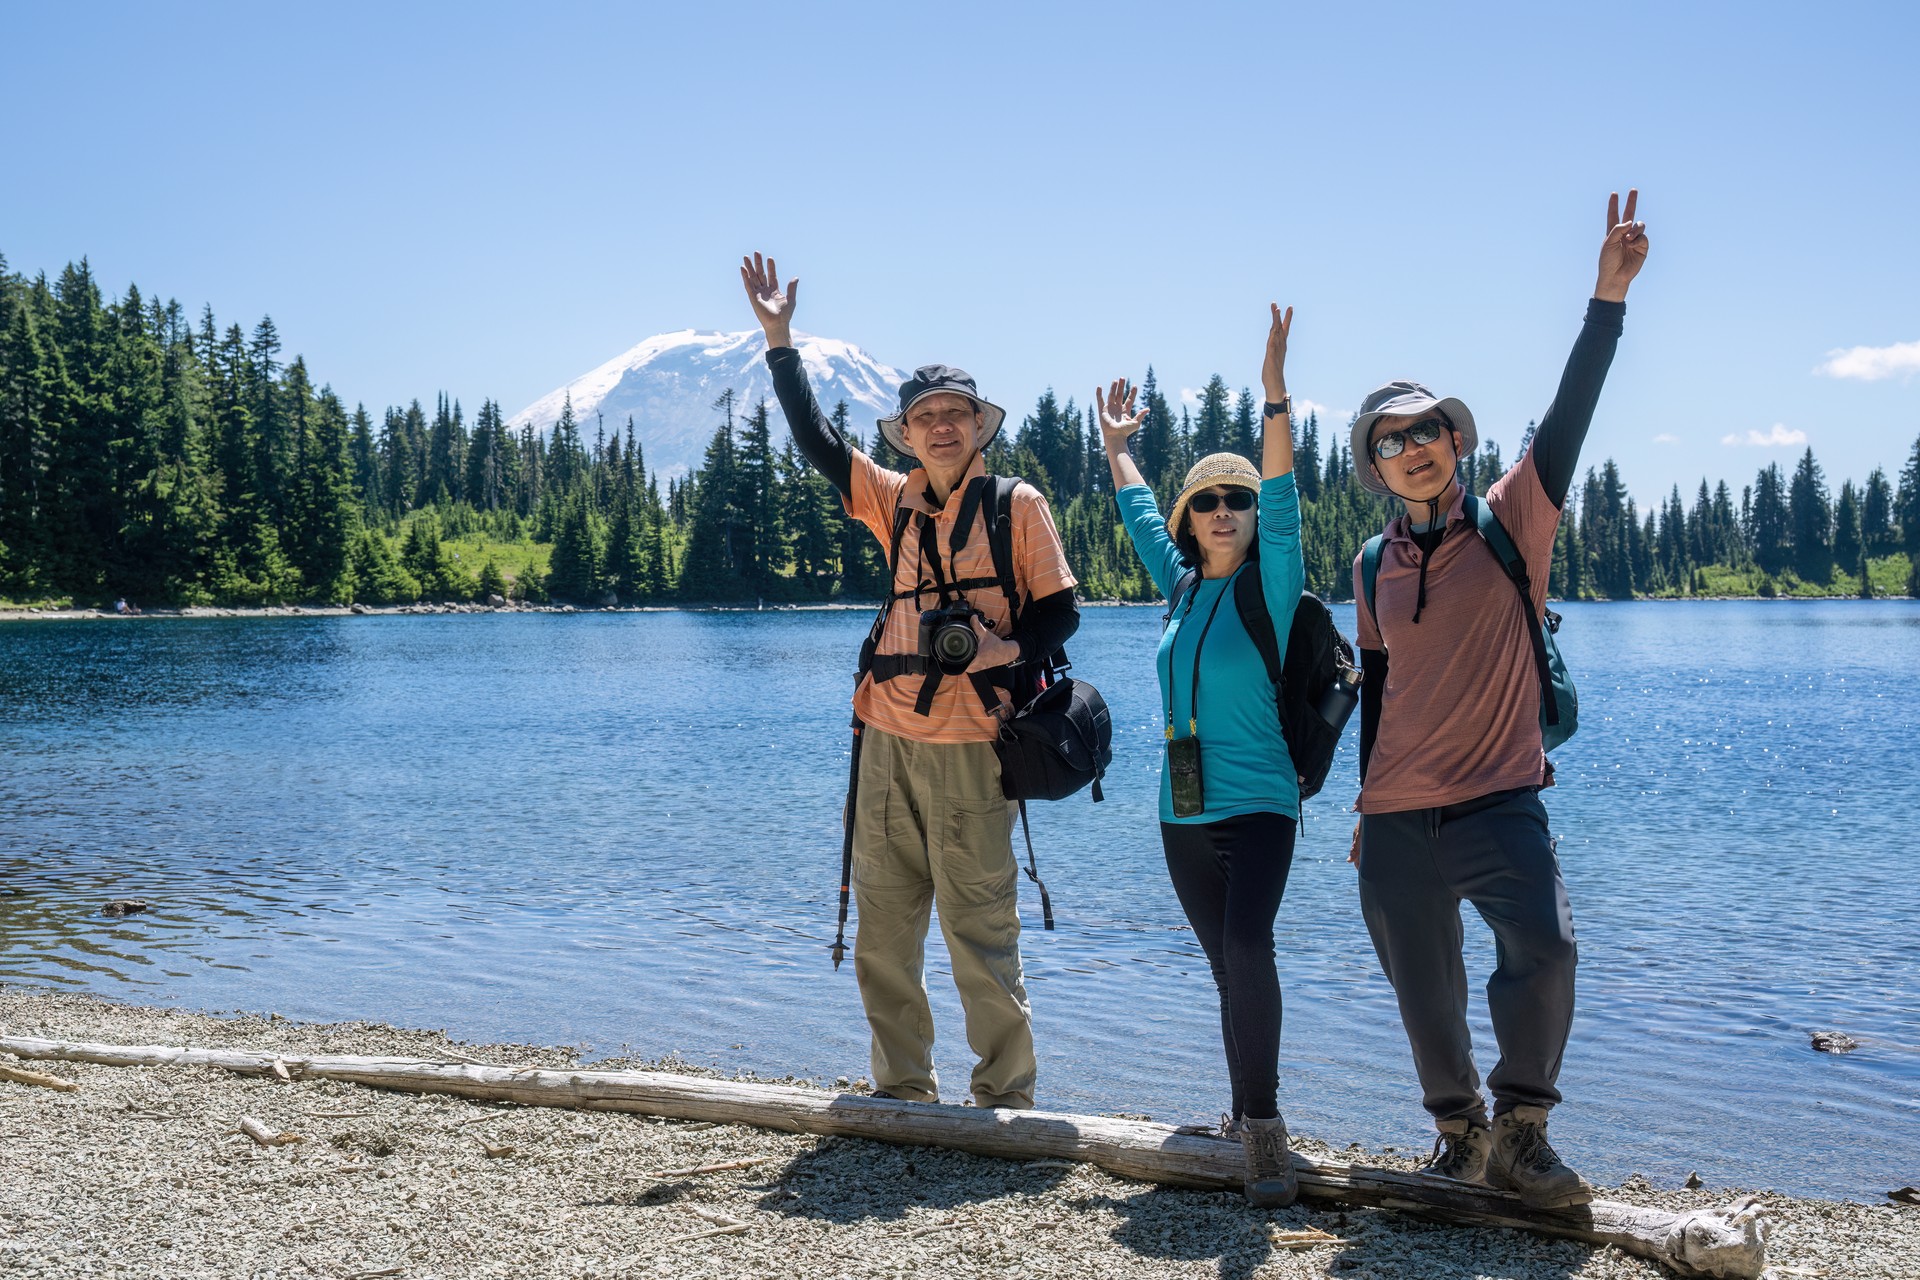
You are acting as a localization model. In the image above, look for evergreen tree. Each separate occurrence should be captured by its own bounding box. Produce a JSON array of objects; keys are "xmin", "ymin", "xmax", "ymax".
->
[
  {"xmin": 1862, "ymin": 465, "xmax": 1895, "ymax": 556},
  {"xmin": 1296, "ymin": 411, "xmax": 1322, "ymax": 502},
  {"xmin": 380, "ymin": 406, "xmax": 416, "ymax": 514},
  {"xmin": 477, "ymin": 557, "xmax": 507, "ymax": 600},
  {"xmin": 424, "ymin": 393, "xmax": 466, "ymax": 505},
  {"xmin": 735, "ymin": 397, "xmax": 780, "ymax": 595},
  {"xmin": 1749, "ymin": 462, "xmax": 1790, "ymax": 575},
  {"xmin": 1896, "ymin": 432, "xmax": 1920, "ymax": 558},
  {"xmin": 1135, "ymin": 367, "xmax": 1178, "ymax": 497},
  {"xmin": 1787, "ymin": 446, "xmax": 1832, "ymax": 582},
  {"xmin": 46, "ymin": 260, "xmax": 118, "ymax": 593},
  {"xmin": 0, "ymin": 273, "xmax": 56, "ymax": 593},
  {"xmin": 348, "ymin": 404, "xmax": 381, "ymax": 511},
  {"xmin": 1833, "ymin": 479, "xmax": 1863, "ymax": 580},
  {"xmin": 1012, "ymin": 388, "xmax": 1069, "ymax": 503},
  {"xmin": 1193, "ymin": 375, "xmax": 1231, "ymax": 457},
  {"xmin": 679, "ymin": 417, "xmax": 744, "ymax": 600},
  {"xmin": 350, "ymin": 526, "xmax": 418, "ymax": 603},
  {"xmin": 1229, "ymin": 387, "xmax": 1258, "ymax": 460},
  {"xmin": 292, "ymin": 387, "xmax": 359, "ymax": 601}
]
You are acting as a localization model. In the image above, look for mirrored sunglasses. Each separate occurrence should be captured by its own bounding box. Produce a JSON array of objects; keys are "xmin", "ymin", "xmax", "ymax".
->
[
  {"xmin": 1188, "ymin": 489, "xmax": 1256, "ymax": 514},
  {"xmin": 1372, "ymin": 418, "xmax": 1448, "ymax": 460}
]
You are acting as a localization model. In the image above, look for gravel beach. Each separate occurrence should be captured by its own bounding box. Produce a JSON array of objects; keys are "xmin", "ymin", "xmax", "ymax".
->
[{"xmin": 1, "ymin": 987, "xmax": 1912, "ymax": 1279}]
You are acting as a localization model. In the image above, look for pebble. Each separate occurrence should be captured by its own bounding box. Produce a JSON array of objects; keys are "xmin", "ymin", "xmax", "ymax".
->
[{"xmin": 2, "ymin": 986, "xmax": 1916, "ymax": 1279}]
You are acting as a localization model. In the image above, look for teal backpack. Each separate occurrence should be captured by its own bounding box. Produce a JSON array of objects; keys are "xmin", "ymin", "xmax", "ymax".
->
[{"xmin": 1361, "ymin": 494, "xmax": 1577, "ymax": 752}]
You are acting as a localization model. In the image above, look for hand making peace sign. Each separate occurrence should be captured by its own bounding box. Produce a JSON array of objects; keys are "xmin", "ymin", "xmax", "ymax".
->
[{"xmin": 1594, "ymin": 189, "xmax": 1650, "ymax": 303}]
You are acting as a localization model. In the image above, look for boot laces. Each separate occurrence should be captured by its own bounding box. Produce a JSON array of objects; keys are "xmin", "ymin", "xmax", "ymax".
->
[
  {"xmin": 1510, "ymin": 1119, "xmax": 1562, "ymax": 1174},
  {"xmin": 1245, "ymin": 1121, "xmax": 1289, "ymax": 1172},
  {"xmin": 1427, "ymin": 1128, "xmax": 1476, "ymax": 1176}
]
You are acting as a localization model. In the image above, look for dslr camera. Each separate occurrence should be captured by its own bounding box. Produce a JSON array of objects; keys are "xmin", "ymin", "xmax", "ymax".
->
[{"xmin": 919, "ymin": 601, "xmax": 983, "ymax": 675}]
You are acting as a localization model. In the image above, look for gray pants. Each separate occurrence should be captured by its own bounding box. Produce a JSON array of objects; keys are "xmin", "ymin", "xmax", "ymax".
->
[{"xmin": 1357, "ymin": 787, "xmax": 1577, "ymax": 1126}]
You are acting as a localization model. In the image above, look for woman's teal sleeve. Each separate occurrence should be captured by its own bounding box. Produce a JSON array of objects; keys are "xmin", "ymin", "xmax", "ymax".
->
[
  {"xmin": 1258, "ymin": 473, "xmax": 1305, "ymax": 637},
  {"xmin": 1116, "ymin": 483, "xmax": 1186, "ymax": 599}
]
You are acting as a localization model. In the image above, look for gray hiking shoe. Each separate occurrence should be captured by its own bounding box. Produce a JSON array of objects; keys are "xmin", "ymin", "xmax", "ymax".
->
[
  {"xmin": 1489, "ymin": 1105, "xmax": 1593, "ymax": 1209},
  {"xmin": 1421, "ymin": 1117, "xmax": 1492, "ymax": 1185},
  {"xmin": 1239, "ymin": 1115, "xmax": 1299, "ymax": 1208}
]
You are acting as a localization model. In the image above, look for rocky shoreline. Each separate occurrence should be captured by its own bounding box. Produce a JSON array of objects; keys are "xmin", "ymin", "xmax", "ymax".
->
[{"xmin": 1, "ymin": 987, "xmax": 1912, "ymax": 1279}]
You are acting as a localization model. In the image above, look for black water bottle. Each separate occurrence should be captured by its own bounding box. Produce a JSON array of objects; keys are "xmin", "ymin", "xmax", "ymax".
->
[{"xmin": 1315, "ymin": 666, "xmax": 1360, "ymax": 734}]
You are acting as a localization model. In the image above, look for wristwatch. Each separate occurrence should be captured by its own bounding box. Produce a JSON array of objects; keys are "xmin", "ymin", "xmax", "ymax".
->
[{"xmin": 1263, "ymin": 396, "xmax": 1292, "ymax": 418}]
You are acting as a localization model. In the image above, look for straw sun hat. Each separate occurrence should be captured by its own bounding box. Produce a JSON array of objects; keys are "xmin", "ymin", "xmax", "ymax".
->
[{"xmin": 1166, "ymin": 452, "xmax": 1263, "ymax": 539}]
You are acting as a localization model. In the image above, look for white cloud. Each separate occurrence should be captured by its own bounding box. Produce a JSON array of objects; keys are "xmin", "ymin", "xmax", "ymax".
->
[
  {"xmin": 1295, "ymin": 398, "xmax": 1349, "ymax": 426},
  {"xmin": 1814, "ymin": 339, "xmax": 1920, "ymax": 381},
  {"xmin": 1720, "ymin": 424, "xmax": 1808, "ymax": 447},
  {"xmin": 1179, "ymin": 387, "xmax": 1202, "ymax": 407},
  {"xmin": 1652, "ymin": 433, "xmax": 1680, "ymax": 445}
]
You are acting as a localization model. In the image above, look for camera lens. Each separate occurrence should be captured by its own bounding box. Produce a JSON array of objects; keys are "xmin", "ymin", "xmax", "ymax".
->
[{"xmin": 934, "ymin": 618, "xmax": 977, "ymax": 669}]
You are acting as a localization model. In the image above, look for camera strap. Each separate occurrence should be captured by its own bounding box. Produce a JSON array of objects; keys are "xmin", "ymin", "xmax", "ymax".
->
[
  {"xmin": 1165, "ymin": 566, "xmax": 1235, "ymax": 741},
  {"xmin": 862, "ymin": 476, "xmax": 1020, "ymax": 720},
  {"xmin": 912, "ymin": 501, "xmax": 1005, "ymax": 719}
]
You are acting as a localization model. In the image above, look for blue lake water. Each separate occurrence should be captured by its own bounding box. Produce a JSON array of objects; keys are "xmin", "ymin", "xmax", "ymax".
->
[{"xmin": 2, "ymin": 602, "xmax": 1916, "ymax": 1201}]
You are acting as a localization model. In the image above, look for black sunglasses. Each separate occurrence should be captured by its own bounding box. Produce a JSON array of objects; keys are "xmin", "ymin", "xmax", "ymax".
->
[
  {"xmin": 1372, "ymin": 418, "xmax": 1449, "ymax": 460},
  {"xmin": 1188, "ymin": 489, "xmax": 1255, "ymax": 514}
]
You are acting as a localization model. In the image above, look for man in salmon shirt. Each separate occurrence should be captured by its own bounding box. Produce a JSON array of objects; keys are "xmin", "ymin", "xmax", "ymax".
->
[
  {"xmin": 1349, "ymin": 192, "xmax": 1650, "ymax": 1208},
  {"xmin": 740, "ymin": 253, "xmax": 1079, "ymax": 1111}
]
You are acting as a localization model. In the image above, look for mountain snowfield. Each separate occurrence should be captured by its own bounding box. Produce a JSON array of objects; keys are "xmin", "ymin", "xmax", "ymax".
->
[{"xmin": 508, "ymin": 330, "xmax": 904, "ymax": 477}]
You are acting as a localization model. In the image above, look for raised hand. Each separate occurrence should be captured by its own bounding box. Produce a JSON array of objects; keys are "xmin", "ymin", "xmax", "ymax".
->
[
  {"xmin": 1262, "ymin": 303, "xmax": 1293, "ymax": 401},
  {"xmin": 740, "ymin": 252, "xmax": 798, "ymax": 345},
  {"xmin": 1095, "ymin": 378, "xmax": 1145, "ymax": 450},
  {"xmin": 1594, "ymin": 189, "xmax": 1649, "ymax": 303}
]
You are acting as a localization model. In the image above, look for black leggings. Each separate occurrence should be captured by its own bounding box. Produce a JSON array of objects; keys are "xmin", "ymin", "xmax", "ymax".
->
[{"xmin": 1161, "ymin": 811, "xmax": 1297, "ymax": 1121}]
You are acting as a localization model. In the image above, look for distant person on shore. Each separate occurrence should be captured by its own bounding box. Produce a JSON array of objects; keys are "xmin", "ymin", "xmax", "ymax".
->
[
  {"xmin": 1349, "ymin": 191, "xmax": 1650, "ymax": 1208},
  {"xmin": 1096, "ymin": 305, "xmax": 1307, "ymax": 1206},
  {"xmin": 739, "ymin": 252, "xmax": 1079, "ymax": 1111}
]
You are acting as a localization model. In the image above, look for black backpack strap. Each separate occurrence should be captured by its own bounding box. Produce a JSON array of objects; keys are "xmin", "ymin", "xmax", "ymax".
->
[
  {"xmin": 1015, "ymin": 799, "xmax": 1054, "ymax": 930},
  {"xmin": 911, "ymin": 481, "xmax": 1006, "ymax": 719},
  {"xmin": 857, "ymin": 502, "xmax": 919, "ymax": 683},
  {"xmin": 1163, "ymin": 566, "xmax": 1199, "ymax": 628},
  {"xmin": 1230, "ymin": 564, "xmax": 1281, "ymax": 688},
  {"xmin": 1462, "ymin": 494, "xmax": 1558, "ymax": 729},
  {"xmin": 983, "ymin": 475, "xmax": 1023, "ymax": 626}
]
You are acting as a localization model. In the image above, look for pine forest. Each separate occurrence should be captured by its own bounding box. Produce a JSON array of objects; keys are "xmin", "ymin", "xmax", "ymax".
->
[{"xmin": 4, "ymin": 256, "xmax": 1917, "ymax": 610}]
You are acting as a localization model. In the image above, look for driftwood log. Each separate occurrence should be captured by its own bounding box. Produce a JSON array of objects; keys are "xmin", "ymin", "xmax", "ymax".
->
[{"xmin": 0, "ymin": 1034, "xmax": 1768, "ymax": 1278}]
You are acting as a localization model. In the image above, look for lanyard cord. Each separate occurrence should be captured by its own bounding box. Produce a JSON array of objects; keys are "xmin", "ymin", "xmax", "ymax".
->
[{"xmin": 1165, "ymin": 567, "xmax": 1233, "ymax": 740}]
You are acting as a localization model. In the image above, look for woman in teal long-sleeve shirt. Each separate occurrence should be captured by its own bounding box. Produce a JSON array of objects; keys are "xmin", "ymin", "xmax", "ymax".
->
[{"xmin": 1097, "ymin": 305, "xmax": 1305, "ymax": 1208}]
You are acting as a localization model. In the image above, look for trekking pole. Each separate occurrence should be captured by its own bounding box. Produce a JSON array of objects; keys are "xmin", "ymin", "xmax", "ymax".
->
[{"xmin": 831, "ymin": 716, "xmax": 864, "ymax": 969}]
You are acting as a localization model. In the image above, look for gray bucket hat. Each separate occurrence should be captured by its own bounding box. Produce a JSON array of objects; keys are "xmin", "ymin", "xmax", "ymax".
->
[
  {"xmin": 1348, "ymin": 380, "xmax": 1478, "ymax": 497},
  {"xmin": 877, "ymin": 364, "xmax": 1007, "ymax": 460}
]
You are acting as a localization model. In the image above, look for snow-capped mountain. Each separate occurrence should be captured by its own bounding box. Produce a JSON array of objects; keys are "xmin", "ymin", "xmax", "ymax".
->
[{"xmin": 508, "ymin": 330, "xmax": 904, "ymax": 477}]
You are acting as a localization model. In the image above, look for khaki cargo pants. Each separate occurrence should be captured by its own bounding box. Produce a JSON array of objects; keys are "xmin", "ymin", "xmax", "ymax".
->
[{"xmin": 852, "ymin": 726, "xmax": 1035, "ymax": 1109}]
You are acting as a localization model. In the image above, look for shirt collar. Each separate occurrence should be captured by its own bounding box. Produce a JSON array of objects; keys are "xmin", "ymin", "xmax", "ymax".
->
[
  {"xmin": 1385, "ymin": 481, "xmax": 1468, "ymax": 544},
  {"xmin": 900, "ymin": 453, "xmax": 987, "ymax": 518}
]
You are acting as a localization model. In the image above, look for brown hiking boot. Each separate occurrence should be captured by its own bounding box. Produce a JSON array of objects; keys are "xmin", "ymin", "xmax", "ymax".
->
[
  {"xmin": 1421, "ymin": 1117, "xmax": 1492, "ymax": 1185},
  {"xmin": 1239, "ymin": 1115, "xmax": 1299, "ymax": 1208},
  {"xmin": 1488, "ymin": 1105, "xmax": 1593, "ymax": 1209}
]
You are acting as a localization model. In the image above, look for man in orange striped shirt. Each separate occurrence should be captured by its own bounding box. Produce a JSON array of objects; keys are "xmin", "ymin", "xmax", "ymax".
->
[{"xmin": 742, "ymin": 254, "xmax": 1079, "ymax": 1110}]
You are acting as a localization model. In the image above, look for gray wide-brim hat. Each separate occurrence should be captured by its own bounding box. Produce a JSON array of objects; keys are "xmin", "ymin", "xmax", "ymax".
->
[
  {"xmin": 1348, "ymin": 380, "xmax": 1478, "ymax": 497},
  {"xmin": 877, "ymin": 363, "xmax": 1007, "ymax": 460}
]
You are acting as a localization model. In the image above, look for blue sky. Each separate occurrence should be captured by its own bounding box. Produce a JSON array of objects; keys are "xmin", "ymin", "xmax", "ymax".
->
[{"xmin": 4, "ymin": 1, "xmax": 1916, "ymax": 505}]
